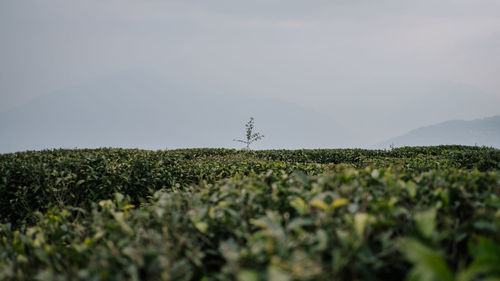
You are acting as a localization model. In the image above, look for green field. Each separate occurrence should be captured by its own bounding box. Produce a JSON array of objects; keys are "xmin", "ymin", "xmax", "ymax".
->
[{"xmin": 1, "ymin": 146, "xmax": 499, "ymax": 280}]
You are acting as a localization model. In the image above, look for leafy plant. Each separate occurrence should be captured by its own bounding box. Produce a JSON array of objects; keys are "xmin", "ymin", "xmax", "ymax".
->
[
  {"xmin": 233, "ymin": 117, "xmax": 264, "ymax": 149},
  {"xmin": 1, "ymin": 146, "xmax": 500, "ymax": 280}
]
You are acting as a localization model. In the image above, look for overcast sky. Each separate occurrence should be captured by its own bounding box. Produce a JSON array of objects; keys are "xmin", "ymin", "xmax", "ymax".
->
[{"xmin": 1, "ymin": 0, "xmax": 500, "ymax": 146}]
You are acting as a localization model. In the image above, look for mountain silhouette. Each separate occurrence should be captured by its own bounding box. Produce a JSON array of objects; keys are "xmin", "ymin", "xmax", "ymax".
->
[
  {"xmin": 0, "ymin": 71, "xmax": 356, "ymax": 153},
  {"xmin": 376, "ymin": 115, "xmax": 500, "ymax": 149}
]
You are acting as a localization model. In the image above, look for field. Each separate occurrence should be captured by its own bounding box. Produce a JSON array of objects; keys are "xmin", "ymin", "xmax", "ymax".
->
[{"xmin": 1, "ymin": 146, "xmax": 499, "ymax": 280}]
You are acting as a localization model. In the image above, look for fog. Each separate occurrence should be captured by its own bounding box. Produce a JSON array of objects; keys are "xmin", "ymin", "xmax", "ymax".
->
[{"xmin": 1, "ymin": 0, "xmax": 500, "ymax": 151}]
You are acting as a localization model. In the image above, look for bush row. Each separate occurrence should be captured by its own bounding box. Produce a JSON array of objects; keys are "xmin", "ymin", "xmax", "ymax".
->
[
  {"xmin": 0, "ymin": 149, "xmax": 331, "ymax": 228},
  {"xmin": 1, "ymin": 146, "xmax": 499, "ymax": 228},
  {"xmin": 1, "ymin": 166, "xmax": 499, "ymax": 280}
]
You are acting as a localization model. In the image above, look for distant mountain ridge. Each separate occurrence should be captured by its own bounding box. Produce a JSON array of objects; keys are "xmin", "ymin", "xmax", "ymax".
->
[
  {"xmin": 0, "ymin": 71, "xmax": 357, "ymax": 153},
  {"xmin": 376, "ymin": 115, "xmax": 500, "ymax": 149}
]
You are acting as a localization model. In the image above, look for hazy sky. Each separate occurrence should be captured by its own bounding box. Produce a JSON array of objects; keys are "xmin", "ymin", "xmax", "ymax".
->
[{"xmin": 1, "ymin": 0, "xmax": 500, "ymax": 146}]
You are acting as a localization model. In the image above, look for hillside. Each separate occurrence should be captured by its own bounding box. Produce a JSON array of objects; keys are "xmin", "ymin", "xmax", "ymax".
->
[
  {"xmin": 377, "ymin": 115, "xmax": 500, "ymax": 148},
  {"xmin": 321, "ymin": 79, "xmax": 500, "ymax": 144},
  {"xmin": 0, "ymin": 72, "xmax": 356, "ymax": 153}
]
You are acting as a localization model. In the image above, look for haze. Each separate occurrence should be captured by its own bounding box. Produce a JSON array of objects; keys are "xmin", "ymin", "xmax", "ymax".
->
[{"xmin": 1, "ymin": 0, "xmax": 500, "ymax": 152}]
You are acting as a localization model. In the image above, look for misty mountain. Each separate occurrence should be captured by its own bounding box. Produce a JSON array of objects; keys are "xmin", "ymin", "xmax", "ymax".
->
[
  {"xmin": 322, "ymin": 78, "xmax": 500, "ymax": 144},
  {"xmin": 0, "ymin": 72, "xmax": 357, "ymax": 153},
  {"xmin": 376, "ymin": 115, "xmax": 500, "ymax": 149}
]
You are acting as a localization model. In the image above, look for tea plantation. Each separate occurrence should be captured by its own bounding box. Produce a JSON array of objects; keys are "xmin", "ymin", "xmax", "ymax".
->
[{"xmin": 1, "ymin": 146, "xmax": 499, "ymax": 280}]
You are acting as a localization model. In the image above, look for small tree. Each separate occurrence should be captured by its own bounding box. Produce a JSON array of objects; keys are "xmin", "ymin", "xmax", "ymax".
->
[{"xmin": 233, "ymin": 117, "xmax": 264, "ymax": 149}]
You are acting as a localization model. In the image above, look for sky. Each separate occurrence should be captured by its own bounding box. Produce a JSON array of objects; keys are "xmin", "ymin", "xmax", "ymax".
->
[{"xmin": 1, "ymin": 0, "xmax": 500, "ymax": 149}]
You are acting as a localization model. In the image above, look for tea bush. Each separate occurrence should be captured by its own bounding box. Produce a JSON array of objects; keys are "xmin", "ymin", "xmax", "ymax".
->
[
  {"xmin": 0, "ymin": 149, "xmax": 332, "ymax": 227},
  {"xmin": 0, "ymin": 146, "xmax": 499, "ymax": 280},
  {"xmin": 1, "ymin": 166, "xmax": 499, "ymax": 280}
]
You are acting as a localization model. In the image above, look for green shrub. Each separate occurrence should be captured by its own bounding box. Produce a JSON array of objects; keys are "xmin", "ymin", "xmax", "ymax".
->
[
  {"xmin": 1, "ymin": 165, "xmax": 499, "ymax": 280},
  {"xmin": 1, "ymin": 146, "xmax": 499, "ymax": 280}
]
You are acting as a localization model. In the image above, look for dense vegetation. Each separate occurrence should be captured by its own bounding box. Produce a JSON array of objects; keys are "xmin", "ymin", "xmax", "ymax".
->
[{"xmin": 0, "ymin": 146, "xmax": 499, "ymax": 280}]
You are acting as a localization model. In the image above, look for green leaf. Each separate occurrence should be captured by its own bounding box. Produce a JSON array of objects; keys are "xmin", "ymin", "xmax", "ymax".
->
[
  {"xmin": 290, "ymin": 197, "xmax": 307, "ymax": 215},
  {"xmin": 268, "ymin": 265, "xmax": 291, "ymax": 281},
  {"xmin": 400, "ymin": 238, "xmax": 454, "ymax": 281},
  {"xmin": 310, "ymin": 199, "xmax": 328, "ymax": 211},
  {"xmin": 194, "ymin": 222, "xmax": 209, "ymax": 234},
  {"xmin": 464, "ymin": 236, "xmax": 500, "ymax": 279},
  {"xmin": 415, "ymin": 208, "xmax": 436, "ymax": 239},
  {"xmin": 331, "ymin": 198, "xmax": 348, "ymax": 209},
  {"xmin": 237, "ymin": 270, "xmax": 259, "ymax": 281},
  {"xmin": 354, "ymin": 213, "xmax": 373, "ymax": 237}
]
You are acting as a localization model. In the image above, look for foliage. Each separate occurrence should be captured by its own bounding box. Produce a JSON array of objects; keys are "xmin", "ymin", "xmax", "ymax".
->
[
  {"xmin": 0, "ymin": 149, "xmax": 331, "ymax": 228},
  {"xmin": 0, "ymin": 146, "xmax": 499, "ymax": 280},
  {"xmin": 233, "ymin": 117, "xmax": 264, "ymax": 149}
]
